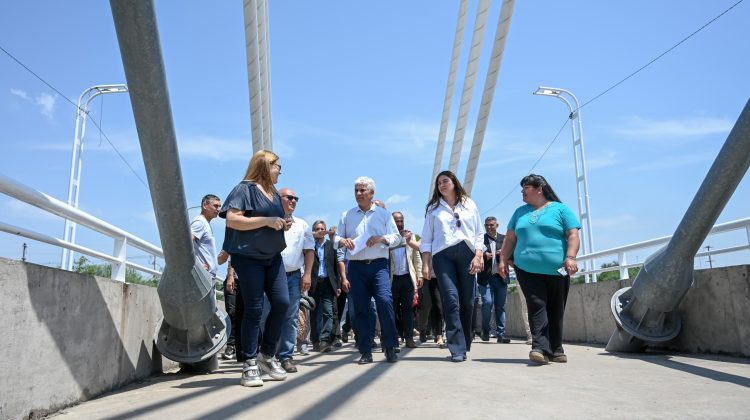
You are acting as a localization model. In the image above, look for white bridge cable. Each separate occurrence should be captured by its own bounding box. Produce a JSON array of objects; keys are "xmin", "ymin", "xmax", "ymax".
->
[
  {"xmin": 447, "ymin": 0, "xmax": 491, "ymax": 174},
  {"xmin": 463, "ymin": 0, "xmax": 516, "ymax": 194},
  {"xmin": 257, "ymin": 0, "xmax": 273, "ymax": 150},
  {"xmin": 243, "ymin": 0, "xmax": 265, "ymax": 153},
  {"xmin": 430, "ymin": 0, "xmax": 470, "ymax": 197}
]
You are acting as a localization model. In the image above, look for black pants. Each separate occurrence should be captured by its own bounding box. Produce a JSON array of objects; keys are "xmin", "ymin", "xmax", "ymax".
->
[
  {"xmin": 515, "ymin": 265, "xmax": 570, "ymax": 356},
  {"xmin": 391, "ymin": 274, "xmax": 415, "ymax": 340},
  {"xmin": 223, "ymin": 278, "xmax": 236, "ymax": 346},
  {"xmin": 336, "ymin": 291, "xmax": 349, "ymax": 337},
  {"xmin": 427, "ymin": 278, "xmax": 443, "ymax": 336}
]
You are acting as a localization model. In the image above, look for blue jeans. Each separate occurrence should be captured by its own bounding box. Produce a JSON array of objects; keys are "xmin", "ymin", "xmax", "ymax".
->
[
  {"xmin": 432, "ymin": 242, "xmax": 476, "ymax": 356},
  {"xmin": 346, "ymin": 294, "xmax": 377, "ymax": 342},
  {"xmin": 478, "ymin": 275, "xmax": 508, "ymax": 336},
  {"xmin": 231, "ymin": 254, "xmax": 290, "ymax": 360},
  {"xmin": 348, "ymin": 259, "xmax": 398, "ymax": 354},
  {"xmin": 276, "ymin": 270, "xmax": 301, "ymax": 361}
]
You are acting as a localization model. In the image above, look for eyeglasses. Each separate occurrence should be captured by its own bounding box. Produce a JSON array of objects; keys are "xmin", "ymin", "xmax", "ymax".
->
[
  {"xmin": 272, "ymin": 162, "xmax": 282, "ymax": 171},
  {"xmin": 282, "ymin": 195, "xmax": 299, "ymax": 202},
  {"xmin": 454, "ymin": 212, "xmax": 461, "ymax": 228}
]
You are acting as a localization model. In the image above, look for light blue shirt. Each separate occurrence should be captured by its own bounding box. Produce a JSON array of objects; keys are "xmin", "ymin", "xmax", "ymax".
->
[
  {"xmin": 335, "ymin": 204, "xmax": 401, "ymax": 261},
  {"xmin": 315, "ymin": 237, "xmax": 329, "ymax": 278},
  {"xmin": 508, "ymin": 202, "xmax": 581, "ymax": 276}
]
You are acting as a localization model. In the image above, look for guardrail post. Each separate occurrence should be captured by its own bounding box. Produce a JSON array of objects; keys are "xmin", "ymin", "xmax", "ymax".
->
[
  {"xmin": 110, "ymin": 0, "xmax": 228, "ymax": 371},
  {"xmin": 112, "ymin": 237, "xmax": 127, "ymax": 281},
  {"xmin": 607, "ymin": 98, "xmax": 750, "ymax": 353},
  {"xmin": 618, "ymin": 252, "xmax": 628, "ymax": 280}
]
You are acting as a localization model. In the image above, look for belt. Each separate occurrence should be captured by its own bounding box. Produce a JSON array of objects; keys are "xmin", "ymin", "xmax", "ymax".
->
[
  {"xmin": 286, "ymin": 269, "xmax": 301, "ymax": 276},
  {"xmin": 350, "ymin": 258, "xmax": 386, "ymax": 265}
]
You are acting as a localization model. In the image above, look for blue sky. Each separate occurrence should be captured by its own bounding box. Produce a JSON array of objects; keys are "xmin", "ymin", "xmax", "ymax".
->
[{"xmin": 1, "ymin": 1, "xmax": 748, "ymax": 278}]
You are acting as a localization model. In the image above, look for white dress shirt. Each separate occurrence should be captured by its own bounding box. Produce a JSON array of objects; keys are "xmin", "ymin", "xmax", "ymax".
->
[
  {"xmin": 281, "ymin": 216, "xmax": 314, "ymax": 272},
  {"xmin": 420, "ymin": 197, "xmax": 485, "ymax": 256},
  {"xmin": 335, "ymin": 204, "xmax": 401, "ymax": 261},
  {"xmin": 391, "ymin": 246, "xmax": 409, "ymax": 276}
]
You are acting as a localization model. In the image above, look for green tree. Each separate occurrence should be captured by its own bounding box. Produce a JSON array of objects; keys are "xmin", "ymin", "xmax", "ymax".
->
[
  {"xmin": 596, "ymin": 261, "xmax": 641, "ymax": 282},
  {"xmin": 72, "ymin": 255, "xmax": 157, "ymax": 287}
]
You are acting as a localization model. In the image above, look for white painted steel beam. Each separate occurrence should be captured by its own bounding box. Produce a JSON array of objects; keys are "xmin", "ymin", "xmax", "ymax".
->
[
  {"xmin": 447, "ymin": 0, "xmax": 491, "ymax": 174},
  {"xmin": 463, "ymin": 0, "xmax": 516, "ymax": 193},
  {"xmin": 430, "ymin": 0, "xmax": 469, "ymax": 196}
]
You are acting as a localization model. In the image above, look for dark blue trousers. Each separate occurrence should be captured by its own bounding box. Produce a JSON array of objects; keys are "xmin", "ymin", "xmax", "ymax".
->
[
  {"xmin": 348, "ymin": 258, "xmax": 398, "ymax": 354},
  {"xmin": 432, "ymin": 243, "xmax": 476, "ymax": 357},
  {"xmin": 231, "ymin": 254, "xmax": 290, "ymax": 360}
]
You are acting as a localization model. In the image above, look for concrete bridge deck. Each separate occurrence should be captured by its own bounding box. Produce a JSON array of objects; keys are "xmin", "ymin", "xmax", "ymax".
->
[{"xmin": 50, "ymin": 340, "xmax": 750, "ymax": 419}]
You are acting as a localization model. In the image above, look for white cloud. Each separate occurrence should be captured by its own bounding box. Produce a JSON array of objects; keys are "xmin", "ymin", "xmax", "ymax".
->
[
  {"xmin": 10, "ymin": 88, "xmax": 29, "ymax": 100},
  {"xmin": 35, "ymin": 93, "xmax": 57, "ymax": 120},
  {"xmin": 178, "ymin": 135, "xmax": 268, "ymax": 162},
  {"xmin": 385, "ymin": 194, "xmax": 410, "ymax": 205},
  {"xmin": 627, "ymin": 153, "xmax": 710, "ymax": 172},
  {"xmin": 615, "ymin": 116, "xmax": 733, "ymax": 140}
]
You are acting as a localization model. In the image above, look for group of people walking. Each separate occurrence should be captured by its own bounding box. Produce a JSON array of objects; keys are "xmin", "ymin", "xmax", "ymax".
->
[{"xmin": 191, "ymin": 149, "xmax": 582, "ymax": 387}]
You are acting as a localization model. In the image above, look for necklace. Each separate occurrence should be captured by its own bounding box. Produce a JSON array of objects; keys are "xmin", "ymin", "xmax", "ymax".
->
[{"xmin": 528, "ymin": 202, "xmax": 552, "ymax": 224}]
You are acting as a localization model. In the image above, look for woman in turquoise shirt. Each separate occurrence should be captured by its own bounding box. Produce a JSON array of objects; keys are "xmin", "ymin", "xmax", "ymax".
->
[{"xmin": 499, "ymin": 174, "xmax": 581, "ymax": 365}]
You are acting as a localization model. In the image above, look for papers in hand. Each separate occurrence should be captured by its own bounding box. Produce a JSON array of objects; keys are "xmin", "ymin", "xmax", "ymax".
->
[{"xmin": 350, "ymin": 234, "xmax": 370, "ymax": 256}]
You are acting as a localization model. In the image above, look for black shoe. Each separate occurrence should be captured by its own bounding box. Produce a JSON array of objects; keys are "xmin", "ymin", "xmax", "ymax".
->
[
  {"xmin": 481, "ymin": 332, "xmax": 490, "ymax": 342},
  {"xmin": 333, "ymin": 338, "xmax": 343, "ymax": 348},
  {"xmin": 419, "ymin": 332, "xmax": 427, "ymax": 343},
  {"xmin": 312, "ymin": 343, "xmax": 321, "ymax": 352},
  {"xmin": 385, "ymin": 348, "xmax": 398, "ymax": 363},
  {"xmin": 358, "ymin": 353, "xmax": 373, "ymax": 364},
  {"xmin": 497, "ymin": 335, "xmax": 511, "ymax": 344},
  {"xmin": 320, "ymin": 342, "xmax": 333, "ymax": 353},
  {"xmin": 342, "ymin": 333, "xmax": 349, "ymax": 343},
  {"xmin": 222, "ymin": 344, "xmax": 236, "ymax": 360},
  {"xmin": 394, "ymin": 346, "xmax": 401, "ymax": 353}
]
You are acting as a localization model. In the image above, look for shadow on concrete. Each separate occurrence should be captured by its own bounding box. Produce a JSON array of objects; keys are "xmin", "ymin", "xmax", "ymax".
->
[
  {"xmin": 105, "ymin": 348, "xmax": 367, "ymax": 419},
  {"xmin": 24, "ymin": 264, "xmax": 154, "ymax": 412},
  {"xmin": 602, "ymin": 352, "xmax": 750, "ymax": 388}
]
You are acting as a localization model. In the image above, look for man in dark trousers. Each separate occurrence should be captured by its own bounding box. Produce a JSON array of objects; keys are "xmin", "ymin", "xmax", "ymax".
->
[
  {"xmin": 310, "ymin": 220, "xmax": 344, "ymax": 353},
  {"xmin": 477, "ymin": 216, "xmax": 511, "ymax": 343}
]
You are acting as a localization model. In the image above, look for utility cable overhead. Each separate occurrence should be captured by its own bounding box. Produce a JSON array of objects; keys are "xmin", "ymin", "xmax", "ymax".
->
[
  {"xmin": 482, "ymin": 0, "xmax": 744, "ymax": 215},
  {"xmin": 0, "ymin": 44, "xmax": 148, "ymax": 191},
  {"xmin": 481, "ymin": 117, "xmax": 569, "ymax": 216},
  {"xmin": 578, "ymin": 0, "xmax": 744, "ymax": 111}
]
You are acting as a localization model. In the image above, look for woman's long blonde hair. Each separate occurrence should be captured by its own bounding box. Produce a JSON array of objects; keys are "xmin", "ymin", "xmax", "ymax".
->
[{"xmin": 243, "ymin": 149, "xmax": 279, "ymax": 194}]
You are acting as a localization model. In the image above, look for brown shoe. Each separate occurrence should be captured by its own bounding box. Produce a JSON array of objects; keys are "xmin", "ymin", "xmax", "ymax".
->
[
  {"xmin": 405, "ymin": 339, "xmax": 418, "ymax": 348},
  {"xmin": 529, "ymin": 350, "xmax": 549, "ymax": 365},
  {"xmin": 280, "ymin": 358, "xmax": 297, "ymax": 373},
  {"xmin": 551, "ymin": 353, "xmax": 567, "ymax": 363}
]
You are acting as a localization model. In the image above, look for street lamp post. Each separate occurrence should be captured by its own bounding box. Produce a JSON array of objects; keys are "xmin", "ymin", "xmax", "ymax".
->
[
  {"xmin": 533, "ymin": 86, "xmax": 596, "ymax": 282},
  {"xmin": 61, "ymin": 84, "xmax": 128, "ymax": 271}
]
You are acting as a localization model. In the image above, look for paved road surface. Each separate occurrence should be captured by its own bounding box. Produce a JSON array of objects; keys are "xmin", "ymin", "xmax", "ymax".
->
[{"xmin": 51, "ymin": 339, "xmax": 750, "ymax": 419}]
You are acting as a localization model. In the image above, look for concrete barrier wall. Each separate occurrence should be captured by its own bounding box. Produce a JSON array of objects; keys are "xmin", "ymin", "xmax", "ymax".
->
[
  {"xmin": 504, "ymin": 264, "xmax": 750, "ymax": 356},
  {"xmin": 0, "ymin": 258, "xmax": 176, "ymax": 420}
]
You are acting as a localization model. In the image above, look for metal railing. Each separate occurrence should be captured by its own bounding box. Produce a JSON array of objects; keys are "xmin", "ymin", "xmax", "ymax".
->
[
  {"xmin": 576, "ymin": 217, "xmax": 750, "ymax": 280},
  {"xmin": 0, "ymin": 172, "xmax": 163, "ymax": 281}
]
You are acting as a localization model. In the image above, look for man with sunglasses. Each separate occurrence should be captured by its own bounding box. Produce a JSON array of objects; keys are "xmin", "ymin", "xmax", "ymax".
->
[{"xmin": 276, "ymin": 188, "xmax": 314, "ymax": 373}]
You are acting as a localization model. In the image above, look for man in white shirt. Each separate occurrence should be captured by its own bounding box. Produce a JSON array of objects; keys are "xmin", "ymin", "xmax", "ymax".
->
[
  {"xmin": 191, "ymin": 194, "xmax": 224, "ymax": 277},
  {"xmin": 277, "ymin": 188, "xmax": 314, "ymax": 373},
  {"xmin": 335, "ymin": 176, "xmax": 401, "ymax": 364}
]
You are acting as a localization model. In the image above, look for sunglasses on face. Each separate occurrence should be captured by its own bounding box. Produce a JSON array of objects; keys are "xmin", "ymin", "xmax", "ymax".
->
[
  {"xmin": 454, "ymin": 212, "xmax": 462, "ymax": 228},
  {"xmin": 282, "ymin": 195, "xmax": 299, "ymax": 202}
]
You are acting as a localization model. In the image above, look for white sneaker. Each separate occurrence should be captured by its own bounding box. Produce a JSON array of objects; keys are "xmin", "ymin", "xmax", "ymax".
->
[
  {"xmin": 240, "ymin": 359, "xmax": 263, "ymax": 387},
  {"xmin": 257, "ymin": 353, "xmax": 287, "ymax": 381}
]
